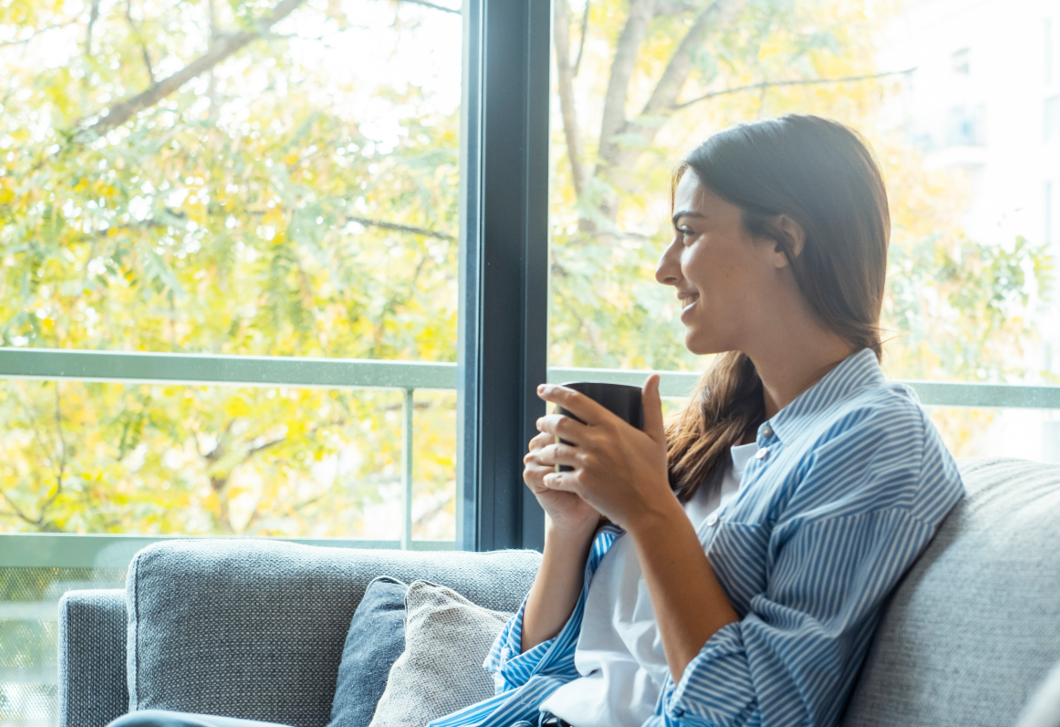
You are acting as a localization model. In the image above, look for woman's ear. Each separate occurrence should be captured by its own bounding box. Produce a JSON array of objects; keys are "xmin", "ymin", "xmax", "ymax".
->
[{"xmin": 769, "ymin": 214, "xmax": 805, "ymax": 268}]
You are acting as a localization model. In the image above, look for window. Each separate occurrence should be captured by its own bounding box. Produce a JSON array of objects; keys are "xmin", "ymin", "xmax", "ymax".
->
[
  {"xmin": 1047, "ymin": 17, "xmax": 1056, "ymax": 88},
  {"xmin": 547, "ymin": 0, "xmax": 1057, "ymax": 466},
  {"xmin": 947, "ymin": 103, "xmax": 986, "ymax": 146},
  {"xmin": 4, "ymin": 0, "xmax": 1060, "ymax": 722},
  {"xmin": 952, "ymin": 47, "xmax": 971, "ymax": 75},
  {"xmin": 0, "ymin": 0, "xmax": 464, "ymax": 542},
  {"xmin": 1046, "ymin": 94, "xmax": 1060, "ymax": 142}
]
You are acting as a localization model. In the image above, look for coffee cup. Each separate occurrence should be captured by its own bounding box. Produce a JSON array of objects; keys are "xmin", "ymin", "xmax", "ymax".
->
[{"xmin": 554, "ymin": 382, "xmax": 644, "ymax": 472}]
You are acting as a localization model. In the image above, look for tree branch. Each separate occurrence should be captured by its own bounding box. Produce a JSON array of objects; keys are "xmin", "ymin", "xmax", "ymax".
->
[
  {"xmin": 0, "ymin": 489, "xmax": 41, "ymax": 528},
  {"xmin": 595, "ymin": 0, "xmax": 656, "ymax": 176},
  {"xmin": 573, "ymin": 0, "xmax": 590, "ymax": 77},
  {"xmin": 672, "ymin": 68, "xmax": 916, "ymax": 109},
  {"xmin": 75, "ymin": 0, "xmax": 309, "ymax": 137},
  {"xmin": 642, "ymin": 0, "xmax": 747, "ymax": 116},
  {"xmin": 554, "ymin": 0, "xmax": 587, "ymax": 198},
  {"xmin": 84, "ymin": 0, "xmax": 102, "ymax": 57},
  {"xmin": 398, "ymin": 0, "xmax": 460, "ymax": 14},
  {"xmin": 126, "ymin": 0, "xmax": 156, "ymax": 85},
  {"xmin": 36, "ymin": 385, "xmax": 69, "ymax": 525},
  {"xmin": 347, "ymin": 216, "xmax": 455, "ymax": 241},
  {"xmin": 602, "ymin": 0, "xmax": 747, "ymax": 179},
  {"xmin": 0, "ymin": 20, "xmax": 79, "ymax": 48}
]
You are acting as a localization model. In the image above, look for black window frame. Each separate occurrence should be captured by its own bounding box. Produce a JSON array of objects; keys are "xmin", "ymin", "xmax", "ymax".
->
[{"xmin": 457, "ymin": 0, "xmax": 551, "ymax": 552}]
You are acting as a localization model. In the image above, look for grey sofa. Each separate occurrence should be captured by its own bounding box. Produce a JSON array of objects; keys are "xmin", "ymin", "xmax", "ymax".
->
[{"xmin": 58, "ymin": 457, "xmax": 1060, "ymax": 727}]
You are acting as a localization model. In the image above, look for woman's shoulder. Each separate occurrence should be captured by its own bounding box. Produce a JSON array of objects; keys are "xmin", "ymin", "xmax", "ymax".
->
[{"xmin": 785, "ymin": 382, "xmax": 964, "ymax": 522}]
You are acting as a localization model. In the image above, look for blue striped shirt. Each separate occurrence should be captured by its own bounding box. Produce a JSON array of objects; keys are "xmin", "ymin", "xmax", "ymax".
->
[{"xmin": 431, "ymin": 348, "xmax": 965, "ymax": 727}]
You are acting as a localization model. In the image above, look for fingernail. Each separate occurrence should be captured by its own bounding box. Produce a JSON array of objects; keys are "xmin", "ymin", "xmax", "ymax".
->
[{"xmin": 537, "ymin": 384, "xmax": 546, "ymax": 393}]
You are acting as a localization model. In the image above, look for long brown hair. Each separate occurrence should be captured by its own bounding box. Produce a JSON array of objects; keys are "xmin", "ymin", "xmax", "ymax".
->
[{"xmin": 666, "ymin": 115, "xmax": 890, "ymax": 502}]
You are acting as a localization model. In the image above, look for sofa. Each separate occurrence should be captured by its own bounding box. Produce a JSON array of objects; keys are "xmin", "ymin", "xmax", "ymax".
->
[{"xmin": 58, "ymin": 457, "xmax": 1060, "ymax": 727}]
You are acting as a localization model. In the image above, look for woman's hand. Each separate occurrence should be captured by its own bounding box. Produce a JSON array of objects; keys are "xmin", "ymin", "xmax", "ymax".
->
[
  {"xmin": 523, "ymin": 428, "xmax": 602, "ymax": 536},
  {"xmin": 533, "ymin": 375, "xmax": 674, "ymax": 532}
]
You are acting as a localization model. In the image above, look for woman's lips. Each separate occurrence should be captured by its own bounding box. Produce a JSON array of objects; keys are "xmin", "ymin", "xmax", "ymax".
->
[{"xmin": 680, "ymin": 295, "xmax": 699, "ymax": 319}]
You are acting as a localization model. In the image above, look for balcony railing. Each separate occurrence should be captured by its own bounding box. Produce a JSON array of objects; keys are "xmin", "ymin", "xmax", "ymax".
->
[
  {"xmin": 1, "ymin": 347, "xmax": 1059, "ymax": 712},
  {"xmin": 3, "ymin": 347, "xmax": 1060, "ymax": 562}
]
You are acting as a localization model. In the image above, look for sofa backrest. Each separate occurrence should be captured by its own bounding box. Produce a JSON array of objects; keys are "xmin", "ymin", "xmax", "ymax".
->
[
  {"xmin": 842, "ymin": 457, "xmax": 1060, "ymax": 727},
  {"xmin": 125, "ymin": 540, "xmax": 542, "ymax": 727}
]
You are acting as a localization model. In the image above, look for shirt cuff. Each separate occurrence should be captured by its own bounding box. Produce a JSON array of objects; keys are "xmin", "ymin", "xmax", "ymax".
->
[{"xmin": 664, "ymin": 622, "xmax": 758, "ymax": 725}]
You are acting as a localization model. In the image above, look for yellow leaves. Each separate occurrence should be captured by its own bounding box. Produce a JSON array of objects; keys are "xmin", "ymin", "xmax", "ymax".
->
[{"xmin": 224, "ymin": 394, "xmax": 253, "ymax": 418}]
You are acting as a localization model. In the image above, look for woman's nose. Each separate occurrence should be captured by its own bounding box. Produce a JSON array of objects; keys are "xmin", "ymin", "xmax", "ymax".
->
[{"xmin": 655, "ymin": 239, "xmax": 681, "ymax": 285}]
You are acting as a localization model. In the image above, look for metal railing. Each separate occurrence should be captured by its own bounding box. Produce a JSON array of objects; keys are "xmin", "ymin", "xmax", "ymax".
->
[
  {"xmin": 2, "ymin": 346, "xmax": 1060, "ymax": 570},
  {"xmin": 1, "ymin": 347, "xmax": 1058, "ymax": 698}
]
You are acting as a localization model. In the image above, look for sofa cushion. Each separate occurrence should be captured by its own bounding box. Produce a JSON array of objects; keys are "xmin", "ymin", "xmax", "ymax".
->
[
  {"xmin": 842, "ymin": 457, "xmax": 1060, "ymax": 727},
  {"xmin": 327, "ymin": 576, "xmax": 408, "ymax": 727},
  {"xmin": 1016, "ymin": 659, "xmax": 1060, "ymax": 727},
  {"xmin": 368, "ymin": 581, "xmax": 511, "ymax": 727},
  {"xmin": 59, "ymin": 589, "xmax": 129, "ymax": 727},
  {"xmin": 126, "ymin": 540, "xmax": 541, "ymax": 727}
]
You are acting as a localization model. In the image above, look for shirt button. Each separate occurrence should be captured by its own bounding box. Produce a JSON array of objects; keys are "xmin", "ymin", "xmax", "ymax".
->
[
  {"xmin": 756, "ymin": 447, "xmax": 770, "ymax": 461},
  {"xmin": 761, "ymin": 423, "xmax": 774, "ymax": 439},
  {"xmin": 706, "ymin": 514, "xmax": 719, "ymax": 527}
]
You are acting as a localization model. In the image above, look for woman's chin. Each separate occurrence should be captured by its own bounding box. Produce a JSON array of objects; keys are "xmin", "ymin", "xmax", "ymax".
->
[{"xmin": 683, "ymin": 329, "xmax": 729, "ymax": 357}]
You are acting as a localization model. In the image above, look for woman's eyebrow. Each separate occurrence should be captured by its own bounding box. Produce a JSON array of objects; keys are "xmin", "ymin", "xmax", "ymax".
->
[{"xmin": 672, "ymin": 210, "xmax": 707, "ymax": 227}]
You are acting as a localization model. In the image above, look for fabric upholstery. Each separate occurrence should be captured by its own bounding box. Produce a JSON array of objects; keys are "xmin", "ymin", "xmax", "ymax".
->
[
  {"xmin": 842, "ymin": 457, "xmax": 1060, "ymax": 727},
  {"xmin": 125, "ymin": 540, "xmax": 541, "ymax": 727},
  {"xmin": 368, "ymin": 581, "xmax": 511, "ymax": 727},
  {"xmin": 58, "ymin": 589, "xmax": 129, "ymax": 727},
  {"xmin": 1016, "ymin": 659, "xmax": 1060, "ymax": 727},
  {"xmin": 327, "ymin": 577, "xmax": 408, "ymax": 727}
]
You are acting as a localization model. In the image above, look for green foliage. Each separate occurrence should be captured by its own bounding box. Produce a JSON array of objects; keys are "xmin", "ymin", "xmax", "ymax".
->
[
  {"xmin": 1, "ymin": 0, "xmax": 1053, "ymax": 534},
  {"xmin": 1, "ymin": 0, "xmax": 461, "ymax": 535}
]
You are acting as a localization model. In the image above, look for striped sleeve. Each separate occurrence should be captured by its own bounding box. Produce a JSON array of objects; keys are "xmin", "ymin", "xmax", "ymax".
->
[
  {"xmin": 485, "ymin": 526, "xmax": 622, "ymax": 691},
  {"xmin": 657, "ymin": 406, "xmax": 962, "ymax": 727},
  {"xmin": 429, "ymin": 526, "xmax": 622, "ymax": 727}
]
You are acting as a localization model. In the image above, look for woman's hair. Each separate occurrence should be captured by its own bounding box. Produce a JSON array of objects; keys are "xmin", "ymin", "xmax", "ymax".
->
[{"xmin": 666, "ymin": 114, "xmax": 890, "ymax": 501}]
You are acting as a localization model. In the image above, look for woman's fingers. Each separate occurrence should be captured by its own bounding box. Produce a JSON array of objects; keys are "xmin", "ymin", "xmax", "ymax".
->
[
  {"xmin": 641, "ymin": 374, "xmax": 667, "ymax": 446},
  {"xmin": 542, "ymin": 469, "xmax": 578, "ymax": 493},
  {"xmin": 526, "ymin": 440, "xmax": 582, "ymax": 469},
  {"xmin": 535, "ymin": 413, "xmax": 588, "ymax": 445},
  {"xmin": 536, "ymin": 384, "xmax": 611, "ymax": 427}
]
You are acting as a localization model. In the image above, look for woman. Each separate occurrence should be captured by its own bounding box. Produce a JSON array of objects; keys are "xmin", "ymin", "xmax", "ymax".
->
[{"xmin": 432, "ymin": 114, "xmax": 964, "ymax": 727}]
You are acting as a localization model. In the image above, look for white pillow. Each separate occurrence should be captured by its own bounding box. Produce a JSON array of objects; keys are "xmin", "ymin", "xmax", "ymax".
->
[
  {"xmin": 1016, "ymin": 660, "xmax": 1060, "ymax": 727},
  {"xmin": 368, "ymin": 580, "xmax": 511, "ymax": 727}
]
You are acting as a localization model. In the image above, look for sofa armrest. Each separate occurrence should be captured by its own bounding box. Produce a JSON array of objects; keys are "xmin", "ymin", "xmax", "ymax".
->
[{"xmin": 59, "ymin": 589, "xmax": 128, "ymax": 727}]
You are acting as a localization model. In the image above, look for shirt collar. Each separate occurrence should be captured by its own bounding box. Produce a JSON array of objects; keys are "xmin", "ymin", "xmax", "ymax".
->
[{"xmin": 762, "ymin": 348, "xmax": 885, "ymax": 445}]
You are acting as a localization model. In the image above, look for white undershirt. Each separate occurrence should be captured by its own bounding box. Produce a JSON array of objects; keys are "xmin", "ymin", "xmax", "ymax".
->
[{"xmin": 539, "ymin": 442, "xmax": 759, "ymax": 727}]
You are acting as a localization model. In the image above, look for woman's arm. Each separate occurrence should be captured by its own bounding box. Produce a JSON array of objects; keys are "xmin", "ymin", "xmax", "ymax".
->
[
  {"xmin": 521, "ymin": 521, "xmax": 598, "ymax": 650},
  {"xmin": 519, "ymin": 427, "xmax": 602, "ymax": 651},
  {"xmin": 625, "ymin": 498, "xmax": 739, "ymax": 683},
  {"xmin": 533, "ymin": 377, "xmax": 738, "ymax": 680}
]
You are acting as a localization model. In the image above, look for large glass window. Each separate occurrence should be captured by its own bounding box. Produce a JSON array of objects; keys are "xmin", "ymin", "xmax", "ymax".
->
[
  {"xmin": 547, "ymin": 0, "xmax": 1059, "ymax": 462},
  {"xmin": 1, "ymin": 0, "xmax": 462, "ymax": 539},
  {"xmin": 2, "ymin": 0, "xmax": 461, "ymax": 720}
]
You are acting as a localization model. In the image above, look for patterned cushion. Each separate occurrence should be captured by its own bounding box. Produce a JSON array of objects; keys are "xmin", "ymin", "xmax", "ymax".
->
[
  {"xmin": 327, "ymin": 577, "xmax": 409, "ymax": 727},
  {"xmin": 126, "ymin": 540, "xmax": 541, "ymax": 727},
  {"xmin": 367, "ymin": 581, "xmax": 511, "ymax": 727},
  {"xmin": 842, "ymin": 458, "xmax": 1060, "ymax": 727}
]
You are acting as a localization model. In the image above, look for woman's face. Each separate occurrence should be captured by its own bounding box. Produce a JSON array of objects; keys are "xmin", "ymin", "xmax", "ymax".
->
[{"xmin": 655, "ymin": 170, "xmax": 782, "ymax": 356}]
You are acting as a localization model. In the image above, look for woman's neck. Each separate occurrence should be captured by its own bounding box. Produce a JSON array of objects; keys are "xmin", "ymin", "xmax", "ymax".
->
[{"xmin": 751, "ymin": 333, "xmax": 858, "ymax": 420}]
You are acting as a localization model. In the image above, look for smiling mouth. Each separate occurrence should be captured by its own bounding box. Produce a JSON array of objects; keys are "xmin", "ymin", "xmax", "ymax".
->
[{"xmin": 680, "ymin": 294, "xmax": 699, "ymax": 312}]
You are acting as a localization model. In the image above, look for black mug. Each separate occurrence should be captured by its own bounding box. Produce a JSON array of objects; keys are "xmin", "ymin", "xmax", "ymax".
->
[{"xmin": 554, "ymin": 382, "xmax": 644, "ymax": 472}]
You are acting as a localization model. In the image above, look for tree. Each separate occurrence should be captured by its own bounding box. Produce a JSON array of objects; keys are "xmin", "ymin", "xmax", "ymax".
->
[
  {"xmin": 1, "ymin": 0, "xmax": 462, "ymax": 535},
  {"xmin": 0, "ymin": 0, "xmax": 1052, "ymax": 537},
  {"xmin": 544, "ymin": 0, "xmax": 1052, "ymax": 457}
]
